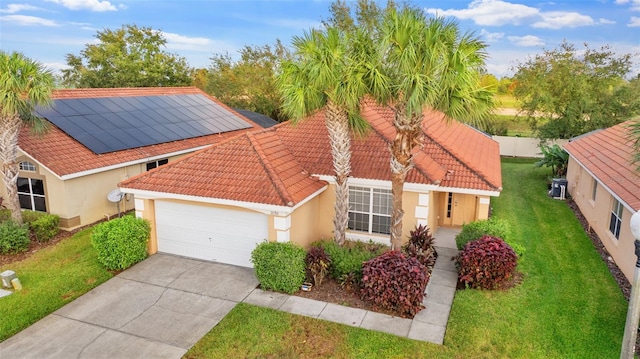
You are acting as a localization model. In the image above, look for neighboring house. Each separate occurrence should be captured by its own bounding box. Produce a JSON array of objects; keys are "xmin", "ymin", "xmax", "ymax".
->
[
  {"xmin": 565, "ymin": 120, "xmax": 640, "ymax": 282},
  {"xmin": 120, "ymin": 100, "xmax": 502, "ymax": 268},
  {"xmin": 2, "ymin": 87, "xmax": 262, "ymax": 230}
]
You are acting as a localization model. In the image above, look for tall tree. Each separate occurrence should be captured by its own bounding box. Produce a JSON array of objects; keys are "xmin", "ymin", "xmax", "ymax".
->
[
  {"xmin": 206, "ymin": 41, "xmax": 290, "ymax": 122},
  {"xmin": 371, "ymin": 8, "xmax": 495, "ymax": 249},
  {"xmin": 277, "ymin": 27, "xmax": 369, "ymax": 245},
  {"xmin": 62, "ymin": 24, "xmax": 191, "ymax": 88},
  {"xmin": 513, "ymin": 41, "xmax": 638, "ymax": 140},
  {"xmin": 631, "ymin": 119, "xmax": 640, "ymax": 172},
  {"xmin": 0, "ymin": 51, "xmax": 54, "ymax": 224}
]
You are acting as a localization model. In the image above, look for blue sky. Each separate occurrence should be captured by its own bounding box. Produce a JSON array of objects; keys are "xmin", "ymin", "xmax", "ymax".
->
[{"xmin": 1, "ymin": 0, "xmax": 639, "ymax": 78}]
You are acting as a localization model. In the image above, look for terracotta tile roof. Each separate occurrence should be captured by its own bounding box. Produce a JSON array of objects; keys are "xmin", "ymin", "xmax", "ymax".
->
[
  {"xmin": 565, "ymin": 120, "xmax": 640, "ymax": 211},
  {"xmin": 275, "ymin": 100, "xmax": 502, "ymax": 191},
  {"xmin": 19, "ymin": 87, "xmax": 262, "ymax": 177},
  {"xmin": 120, "ymin": 99, "xmax": 502, "ymax": 205},
  {"xmin": 120, "ymin": 129, "xmax": 327, "ymax": 207}
]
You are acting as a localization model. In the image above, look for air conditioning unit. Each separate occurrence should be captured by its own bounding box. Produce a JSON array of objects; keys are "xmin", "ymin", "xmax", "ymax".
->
[{"xmin": 550, "ymin": 178, "xmax": 568, "ymax": 200}]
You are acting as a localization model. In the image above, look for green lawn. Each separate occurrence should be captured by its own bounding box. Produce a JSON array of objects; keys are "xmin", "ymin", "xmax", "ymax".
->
[
  {"xmin": 495, "ymin": 94, "xmax": 519, "ymax": 108},
  {"xmin": 185, "ymin": 158, "xmax": 628, "ymax": 359},
  {"xmin": 0, "ymin": 228, "xmax": 113, "ymax": 341}
]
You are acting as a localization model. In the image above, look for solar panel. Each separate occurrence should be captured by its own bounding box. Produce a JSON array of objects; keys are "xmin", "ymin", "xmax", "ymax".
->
[{"xmin": 35, "ymin": 94, "xmax": 252, "ymax": 154}]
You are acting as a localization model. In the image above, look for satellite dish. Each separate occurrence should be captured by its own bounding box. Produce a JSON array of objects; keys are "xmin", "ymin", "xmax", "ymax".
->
[{"xmin": 107, "ymin": 189, "xmax": 124, "ymax": 203}]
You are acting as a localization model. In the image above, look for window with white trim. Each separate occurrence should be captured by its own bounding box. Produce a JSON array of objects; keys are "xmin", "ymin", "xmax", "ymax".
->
[
  {"xmin": 17, "ymin": 177, "xmax": 46, "ymax": 212},
  {"xmin": 146, "ymin": 158, "xmax": 168, "ymax": 171},
  {"xmin": 19, "ymin": 161, "xmax": 36, "ymax": 172},
  {"xmin": 348, "ymin": 186, "xmax": 392, "ymax": 235},
  {"xmin": 609, "ymin": 198, "xmax": 623, "ymax": 239}
]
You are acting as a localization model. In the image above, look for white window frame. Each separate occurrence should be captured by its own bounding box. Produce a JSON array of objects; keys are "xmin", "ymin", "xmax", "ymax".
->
[
  {"xmin": 609, "ymin": 198, "xmax": 623, "ymax": 240},
  {"xmin": 19, "ymin": 161, "xmax": 36, "ymax": 172},
  {"xmin": 348, "ymin": 186, "xmax": 392, "ymax": 235},
  {"xmin": 17, "ymin": 177, "xmax": 47, "ymax": 212}
]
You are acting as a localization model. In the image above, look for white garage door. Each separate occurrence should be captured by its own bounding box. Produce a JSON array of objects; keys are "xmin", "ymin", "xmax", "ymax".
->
[{"xmin": 155, "ymin": 201, "xmax": 268, "ymax": 267}]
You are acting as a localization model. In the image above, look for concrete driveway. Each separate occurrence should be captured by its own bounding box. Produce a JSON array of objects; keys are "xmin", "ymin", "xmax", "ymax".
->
[{"xmin": 0, "ymin": 254, "xmax": 259, "ymax": 359}]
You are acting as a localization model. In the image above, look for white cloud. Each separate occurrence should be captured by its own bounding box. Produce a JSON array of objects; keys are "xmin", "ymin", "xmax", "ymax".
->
[
  {"xmin": 480, "ymin": 29, "xmax": 504, "ymax": 42},
  {"xmin": 265, "ymin": 18, "xmax": 323, "ymax": 30},
  {"xmin": 599, "ymin": 18, "xmax": 616, "ymax": 25},
  {"xmin": 426, "ymin": 0, "xmax": 539, "ymax": 26},
  {"xmin": 0, "ymin": 15, "xmax": 58, "ymax": 26},
  {"xmin": 508, "ymin": 35, "xmax": 544, "ymax": 47},
  {"xmin": 532, "ymin": 11, "xmax": 596, "ymax": 29},
  {"xmin": 160, "ymin": 31, "xmax": 237, "ymax": 56},
  {"xmin": 0, "ymin": 4, "xmax": 42, "ymax": 13},
  {"xmin": 615, "ymin": 0, "xmax": 640, "ymax": 11},
  {"xmin": 629, "ymin": 16, "xmax": 640, "ymax": 27},
  {"xmin": 45, "ymin": 0, "xmax": 118, "ymax": 12}
]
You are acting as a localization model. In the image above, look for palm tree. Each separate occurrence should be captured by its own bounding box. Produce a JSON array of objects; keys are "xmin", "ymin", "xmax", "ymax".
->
[
  {"xmin": 0, "ymin": 51, "xmax": 54, "ymax": 224},
  {"xmin": 371, "ymin": 8, "xmax": 495, "ymax": 249},
  {"xmin": 277, "ymin": 27, "xmax": 368, "ymax": 245}
]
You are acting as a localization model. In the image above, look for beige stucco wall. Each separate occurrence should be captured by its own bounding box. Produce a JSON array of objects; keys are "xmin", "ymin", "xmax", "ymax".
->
[
  {"xmin": 567, "ymin": 157, "xmax": 637, "ymax": 282},
  {"xmin": 7, "ymin": 151, "xmax": 190, "ymax": 230}
]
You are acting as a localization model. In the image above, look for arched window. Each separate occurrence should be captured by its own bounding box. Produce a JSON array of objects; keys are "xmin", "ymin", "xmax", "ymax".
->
[{"xmin": 19, "ymin": 161, "xmax": 36, "ymax": 172}]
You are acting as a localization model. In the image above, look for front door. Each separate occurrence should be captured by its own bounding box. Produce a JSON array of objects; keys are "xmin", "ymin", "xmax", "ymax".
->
[{"xmin": 440, "ymin": 192, "xmax": 477, "ymax": 227}]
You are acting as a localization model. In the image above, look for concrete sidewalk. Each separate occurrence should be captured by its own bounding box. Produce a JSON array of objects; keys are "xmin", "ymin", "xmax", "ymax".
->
[{"xmin": 0, "ymin": 228, "xmax": 459, "ymax": 358}]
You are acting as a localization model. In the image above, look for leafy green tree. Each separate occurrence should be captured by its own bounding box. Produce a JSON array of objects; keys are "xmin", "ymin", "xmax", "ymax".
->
[
  {"xmin": 277, "ymin": 27, "xmax": 369, "ymax": 245},
  {"xmin": 0, "ymin": 51, "xmax": 54, "ymax": 224},
  {"xmin": 62, "ymin": 24, "xmax": 191, "ymax": 88},
  {"xmin": 206, "ymin": 41, "xmax": 290, "ymax": 122},
  {"xmin": 372, "ymin": 8, "xmax": 495, "ymax": 249},
  {"xmin": 513, "ymin": 41, "xmax": 638, "ymax": 140},
  {"xmin": 497, "ymin": 77, "xmax": 513, "ymax": 95},
  {"xmin": 630, "ymin": 119, "xmax": 640, "ymax": 172}
]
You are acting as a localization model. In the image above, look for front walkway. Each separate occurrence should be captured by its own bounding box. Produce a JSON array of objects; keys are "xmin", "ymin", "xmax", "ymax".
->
[{"xmin": 0, "ymin": 228, "xmax": 460, "ymax": 358}]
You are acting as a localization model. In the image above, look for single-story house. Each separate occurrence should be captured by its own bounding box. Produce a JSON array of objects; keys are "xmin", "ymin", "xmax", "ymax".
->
[
  {"xmin": 120, "ymin": 100, "xmax": 503, "ymax": 268},
  {"xmin": 565, "ymin": 120, "xmax": 640, "ymax": 282},
  {"xmin": 2, "ymin": 87, "xmax": 262, "ymax": 230}
]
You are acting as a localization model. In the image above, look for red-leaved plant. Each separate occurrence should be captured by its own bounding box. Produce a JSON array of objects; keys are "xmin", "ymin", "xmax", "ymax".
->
[
  {"xmin": 360, "ymin": 250, "xmax": 429, "ymax": 317},
  {"xmin": 402, "ymin": 224, "xmax": 437, "ymax": 269},
  {"xmin": 455, "ymin": 235, "xmax": 518, "ymax": 290},
  {"xmin": 305, "ymin": 246, "xmax": 331, "ymax": 286}
]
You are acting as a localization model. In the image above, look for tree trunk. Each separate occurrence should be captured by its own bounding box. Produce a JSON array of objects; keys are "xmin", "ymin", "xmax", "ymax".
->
[
  {"xmin": 389, "ymin": 106, "xmax": 422, "ymax": 250},
  {"xmin": 325, "ymin": 101, "xmax": 351, "ymax": 246},
  {"xmin": 0, "ymin": 114, "xmax": 24, "ymax": 225}
]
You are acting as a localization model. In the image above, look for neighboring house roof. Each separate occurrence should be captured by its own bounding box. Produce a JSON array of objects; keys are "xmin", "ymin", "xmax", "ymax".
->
[
  {"xmin": 121, "ymin": 99, "xmax": 502, "ymax": 206},
  {"xmin": 565, "ymin": 120, "xmax": 640, "ymax": 211},
  {"xmin": 18, "ymin": 87, "xmax": 262, "ymax": 179},
  {"xmin": 233, "ymin": 109, "xmax": 279, "ymax": 128}
]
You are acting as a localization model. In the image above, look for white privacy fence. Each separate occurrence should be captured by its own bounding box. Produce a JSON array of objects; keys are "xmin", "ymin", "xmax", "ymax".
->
[{"xmin": 492, "ymin": 136, "xmax": 569, "ymax": 158}]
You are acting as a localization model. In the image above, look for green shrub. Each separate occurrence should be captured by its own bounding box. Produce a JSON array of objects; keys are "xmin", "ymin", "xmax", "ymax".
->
[
  {"xmin": 91, "ymin": 216, "xmax": 150, "ymax": 270},
  {"xmin": 361, "ymin": 250, "xmax": 429, "ymax": 317},
  {"xmin": 455, "ymin": 235, "xmax": 518, "ymax": 290},
  {"xmin": 21, "ymin": 209, "xmax": 45, "ymax": 224},
  {"xmin": 455, "ymin": 218, "xmax": 512, "ymax": 250},
  {"xmin": 0, "ymin": 209, "xmax": 11, "ymax": 222},
  {"xmin": 0, "ymin": 220, "xmax": 30, "ymax": 254},
  {"xmin": 30, "ymin": 214, "xmax": 60, "ymax": 242},
  {"xmin": 318, "ymin": 240, "xmax": 387, "ymax": 282},
  {"xmin": 251, "ymin": 241, "xmax": 306, "ymax": 294}
]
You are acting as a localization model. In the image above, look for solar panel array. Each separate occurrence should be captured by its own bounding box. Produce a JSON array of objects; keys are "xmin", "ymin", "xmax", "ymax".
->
[{"xmin": 35, "ymin": 94, "xmax": 252, "ymax": 154}]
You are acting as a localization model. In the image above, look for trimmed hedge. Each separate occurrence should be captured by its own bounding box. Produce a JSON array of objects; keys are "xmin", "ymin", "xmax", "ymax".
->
[
  {"xmin": 0, "ymin": 220, "xmax": 30, "ymax": 254},
  {"xmin": 318, "ymin": 240, "xmax": 387, "ymax": 282},
  {"xmin": 455, "ymin": 218, "xmax": 512, "ymax": 250},
  {"xmin": 29, "ymin": 213, "xmax": 60, "ymax": 242},
  {"xmin": 251, "ymin": 241, "xmax": 306, "ymax": 294},
  {"xmin": 91, "ymin": 215, "xmax": 150, "ymax": 270},
  {"xmin": 361, "ymin": 250, "xmax": 429, "ymax": 317}
]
